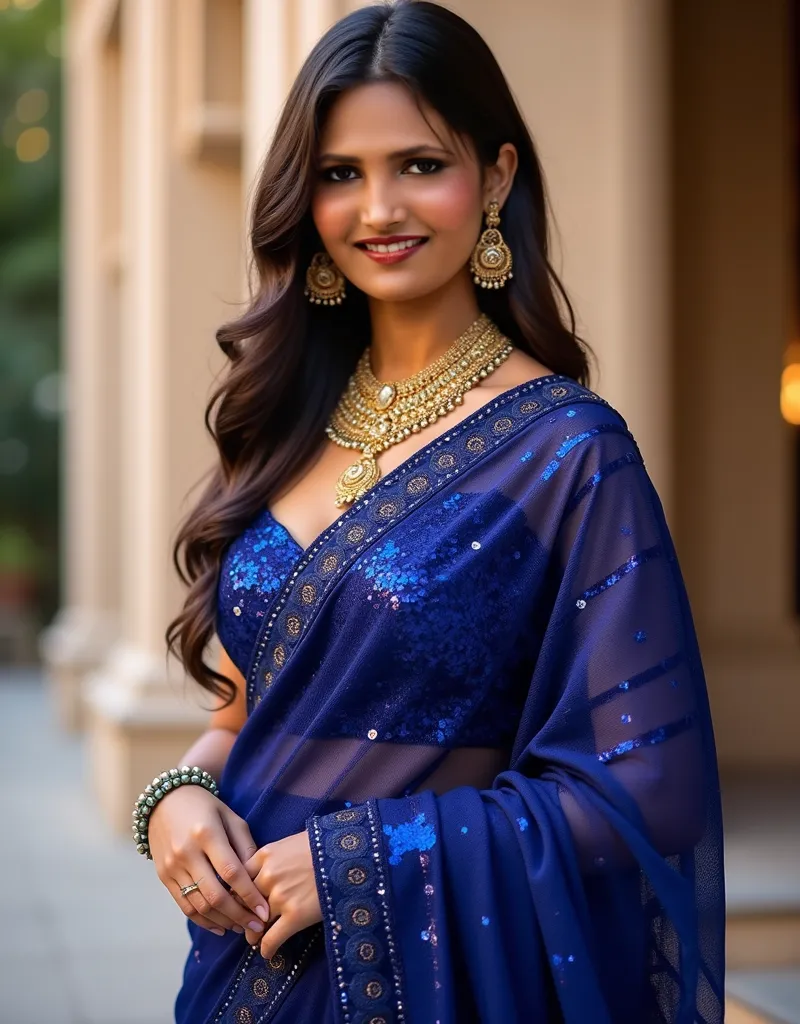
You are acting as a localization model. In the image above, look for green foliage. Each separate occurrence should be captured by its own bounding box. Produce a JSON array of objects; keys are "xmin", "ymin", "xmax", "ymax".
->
[{"xmin": 0, "ymin": 0, "xmax": 63, "ymax": 622}]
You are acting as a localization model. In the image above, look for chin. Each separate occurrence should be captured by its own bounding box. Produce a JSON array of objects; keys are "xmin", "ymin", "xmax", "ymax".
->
[{"xmin": 352, "ymin": 274, "xmax": 456, "ymax": 305}]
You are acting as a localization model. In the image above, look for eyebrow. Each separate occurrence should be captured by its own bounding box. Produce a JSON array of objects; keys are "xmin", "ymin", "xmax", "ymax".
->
[{"xmin": 317, "ymin": 145, "xmax": 455, "ymax": 163}]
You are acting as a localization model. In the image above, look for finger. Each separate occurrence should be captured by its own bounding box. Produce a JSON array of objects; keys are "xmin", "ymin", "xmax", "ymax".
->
[
  {"xmin": 206, "ymin": 840, "xmax": 269, "ymax": 924},
  {"xmin": 259, "ymin": 915, "xmax": 295, "ymax": 961},
  {"xmin": 246, "ymin": 905, "xmax": 279, "ymax": 946},
  {"xmin": 230, "ymin": 888, "xmax": 268, "ymax": 942},
  {"xmin": 172, "ymin": 877, "xmax": 242, "ymax": 934},
  {"xmin": 187, "ymin": 910, "xmax": 227, "ymax": 936},
  {"xmin": 246, "ymin": 876, "xmax": 277, "ymax": 944},
  {"xmin": 222, "ymin": 810, "xmax": 258, "ymax": 866},
  {"xmin": 184, "ymin": 858, "xmax": 267, "ymax": 935}
]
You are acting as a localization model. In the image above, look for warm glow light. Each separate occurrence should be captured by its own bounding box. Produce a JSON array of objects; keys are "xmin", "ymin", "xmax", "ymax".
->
[
  {"xmin": 780, "ymin": 363, "xmax": 800, "ymax": 426},
  {"xmin": 0, "ymin": 0, "xmax": 10, "ymax": 10},
  {"xmin": 16, "ymin": 88, "xmax": 48, "ymax": 124},
  {"xmin": 13, "ymin": 0, "xmax": 43, "ymax": 9},
  {"xmin": 16, "ymin": 126, "xmax": 49, "ymax": 162}
]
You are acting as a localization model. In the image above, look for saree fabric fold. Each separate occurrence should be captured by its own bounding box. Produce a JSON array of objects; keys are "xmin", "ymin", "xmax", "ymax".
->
[{"xmin": 176, "ymin": 375, "xmax": 725, "ymax": 1024}]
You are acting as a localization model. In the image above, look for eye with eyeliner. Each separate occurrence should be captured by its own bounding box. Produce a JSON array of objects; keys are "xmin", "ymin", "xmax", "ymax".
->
[{"xmin": 320, "ymin": 158, "xmax": 446, "ymax": 183}]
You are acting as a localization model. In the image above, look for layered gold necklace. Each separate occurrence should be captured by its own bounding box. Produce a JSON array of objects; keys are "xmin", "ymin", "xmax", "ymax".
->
[{"xmin": 326, "ymin": 313, "xmax": 513, "ymax": 507}]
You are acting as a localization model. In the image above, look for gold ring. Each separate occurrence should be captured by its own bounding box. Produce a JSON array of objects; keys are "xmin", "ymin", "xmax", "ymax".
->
[{"xmin": 180, "ymin": 882, "xmax": 201, "ymax": 897}]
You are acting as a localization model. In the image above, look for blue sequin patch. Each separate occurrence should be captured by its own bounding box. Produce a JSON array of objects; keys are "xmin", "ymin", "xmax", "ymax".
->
[
  {"xmin": 216, "ymin": 511, "xmax": 302, "ymax": 675},
  {"xmin": 382, "ymin": 812, "xmax": 437, "ymax": 866},
  {"xmin": 360, "ymin": 538, "xmax": 428, "ymax": 605}
]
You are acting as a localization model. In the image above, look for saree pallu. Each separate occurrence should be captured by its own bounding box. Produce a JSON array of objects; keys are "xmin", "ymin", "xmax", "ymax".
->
[{"xmin": 175, "ymin": 375, "xmax": 725, "ymax": 1024}]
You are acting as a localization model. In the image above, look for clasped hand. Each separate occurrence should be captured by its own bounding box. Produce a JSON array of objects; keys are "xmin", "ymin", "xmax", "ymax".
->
[
  {"xmin": 241, "ymin": 831, "xmax": 324, "ymax": 958},
  {"xmin": 149, "ymin": 786, "xmax": 322, "ymax": 959}
]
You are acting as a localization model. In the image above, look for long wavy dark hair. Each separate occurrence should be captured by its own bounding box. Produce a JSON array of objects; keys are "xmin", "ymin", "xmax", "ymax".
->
[{"xmin": 166, "ymin": 0, "xmax": 593, "ymax": 704}]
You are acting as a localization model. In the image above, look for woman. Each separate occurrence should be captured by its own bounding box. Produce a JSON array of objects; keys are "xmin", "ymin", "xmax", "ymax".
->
[{"xmin": 145, "ymin": 2, "xmax": 725, "ymax": 1021}]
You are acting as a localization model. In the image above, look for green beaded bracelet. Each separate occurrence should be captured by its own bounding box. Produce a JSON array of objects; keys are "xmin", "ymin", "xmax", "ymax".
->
[{"xmin": 131, "ymin": 765, "xmax": 219, "ymax": 859}]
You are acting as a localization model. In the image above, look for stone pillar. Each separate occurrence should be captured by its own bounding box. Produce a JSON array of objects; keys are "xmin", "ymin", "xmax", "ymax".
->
[
  {"xmin": 40, "ymin": 0, "xmax": 123, "ymax": 731},
  {"xmin": 83, "ymin": 0, "xmax": 244, "ymax": 832},
  {"xmin": 242, "ymin": 0, "xmax": 344, "ymax": 214}
]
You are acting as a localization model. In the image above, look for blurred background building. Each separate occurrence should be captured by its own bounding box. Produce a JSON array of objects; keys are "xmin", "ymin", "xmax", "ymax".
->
[{"xmin": 0, "ymin": 0, "xmax": 798, "ymax": 1021}]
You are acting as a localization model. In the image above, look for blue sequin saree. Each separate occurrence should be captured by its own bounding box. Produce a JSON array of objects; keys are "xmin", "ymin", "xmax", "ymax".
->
[{"xmin": 176, "ymin": 375, "xmax": 725, "ymax": 1024}]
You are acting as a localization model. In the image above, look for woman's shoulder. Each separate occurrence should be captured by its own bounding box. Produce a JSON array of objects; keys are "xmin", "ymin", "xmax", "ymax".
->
[
  {"xmin": 516, "ymin": 373, "xmax": 633, "ymax": 441},
  {"xmin": 487, "ymin": 349, "xmax": 631, "ymax": 438},
  {"xmin": 494, "ymin": 375, "xmax": 644, "ymax": 498}
]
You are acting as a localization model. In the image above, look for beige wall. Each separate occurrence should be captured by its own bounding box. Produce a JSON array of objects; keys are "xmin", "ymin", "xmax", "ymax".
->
[{"xmin": 673, "ymin": 0, "xmax": 798, "ymax": 768}]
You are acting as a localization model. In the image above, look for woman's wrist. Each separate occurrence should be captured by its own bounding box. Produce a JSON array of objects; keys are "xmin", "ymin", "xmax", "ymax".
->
[{"xmin": 132, "ymin": 766, "xmax": 219, "ymax": 858}]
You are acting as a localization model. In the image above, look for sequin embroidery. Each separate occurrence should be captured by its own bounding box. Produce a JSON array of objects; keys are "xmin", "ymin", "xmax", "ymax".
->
[
  {"xmin": 381, "ymin": 812, "xmax": 437, "ymax": 866},
  {"xmin": 216, "ymin": 512, "xmax": 300, "ymax": 675}
]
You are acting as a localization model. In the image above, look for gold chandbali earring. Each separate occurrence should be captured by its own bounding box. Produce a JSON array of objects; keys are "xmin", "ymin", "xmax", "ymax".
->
[
  {"xmin": 470, "ymin": 198, "xmax": 513, "ymax": 289},
  {"xmin": 305, "ymin": 252, "xmax": 347, "ymax": 305},
  {"xmin": 325, "ymin": 313, "xmax": 514, "ymax": 507}
]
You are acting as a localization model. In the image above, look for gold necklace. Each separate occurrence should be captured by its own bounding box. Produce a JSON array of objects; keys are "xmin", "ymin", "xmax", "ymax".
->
[{"xmin": 326, "ymin": 313, "xmax": 514, "ymax": 506}]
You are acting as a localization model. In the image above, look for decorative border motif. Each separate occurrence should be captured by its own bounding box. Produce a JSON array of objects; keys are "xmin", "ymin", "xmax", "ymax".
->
[
  {"xmin": 245, "ymin": 375, "xmax": 611, "ymax": 709},
  {"xmin": 209, "ymin": 929, "xmax": 323, "ymax": 1024},
  {"xmin": 308, "ymin": 802, "xmax": 405, "ymax": 1024}
]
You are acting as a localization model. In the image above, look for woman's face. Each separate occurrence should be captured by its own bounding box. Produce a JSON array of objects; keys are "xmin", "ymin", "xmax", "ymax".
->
[{"xmin": 311, "ymin": 81, "xmax": 511, "ymax": 305}]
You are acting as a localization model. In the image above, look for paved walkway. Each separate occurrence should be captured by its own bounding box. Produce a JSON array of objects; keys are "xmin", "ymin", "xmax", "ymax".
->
[{"xmin": 0, "ymin": 669, "xmax": 189, "ymax": 1024}]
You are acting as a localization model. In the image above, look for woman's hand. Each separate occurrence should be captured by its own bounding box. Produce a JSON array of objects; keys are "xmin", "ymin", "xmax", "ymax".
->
[
  {"xmin": 148, "ymin": 784, "xmax": 270, "ymax": 937},
  {"xmin": 242, "ymin": 832, "xmax": 323, "ymax": 958}
]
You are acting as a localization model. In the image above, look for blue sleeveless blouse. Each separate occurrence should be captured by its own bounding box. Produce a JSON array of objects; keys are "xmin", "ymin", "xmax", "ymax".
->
[{"xmin": 217, "ymin": 513, "xmax": 301, "ymax": 676}]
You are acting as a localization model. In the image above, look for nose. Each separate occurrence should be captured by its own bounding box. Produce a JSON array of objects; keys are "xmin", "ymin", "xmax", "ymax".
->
[{"xmin": 360, "ymin": 177, "xmax": 405, "ymax": 232}]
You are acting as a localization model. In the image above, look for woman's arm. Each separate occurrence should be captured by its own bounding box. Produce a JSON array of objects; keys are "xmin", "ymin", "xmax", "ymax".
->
[
  {"xmin": 177, "ymin": 644, "xmax": 249, "ymax": 778},
  {"xmin": 147, "ymin": 645, "xmax": 271, "ymax": 937}
]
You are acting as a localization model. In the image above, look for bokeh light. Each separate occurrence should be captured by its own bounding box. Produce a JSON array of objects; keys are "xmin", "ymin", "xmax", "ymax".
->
[
  {"xmin": 781, "ymin": 363, "xmax": 800, "ymax": 426},
  {"xmin": 16, "ymin": 88, "xmax": 49, "ymax": 124},
  {"xmin": 15, "ymin": 125, "xmax": 49, "ymax": 162}
]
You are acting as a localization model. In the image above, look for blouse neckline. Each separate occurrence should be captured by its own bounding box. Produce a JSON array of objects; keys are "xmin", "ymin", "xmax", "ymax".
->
[{"xmin": 265, "ymin": 373, "xmax": 574, "ymax": 560}]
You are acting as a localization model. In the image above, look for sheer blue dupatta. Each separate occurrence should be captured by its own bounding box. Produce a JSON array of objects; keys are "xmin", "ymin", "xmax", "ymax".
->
[
  {"xmin": 188, "ymin": 376, "xmax": 724, "ymax": 1024},
  {"xmin": 300, "ymin": 394, "xmax": 725, "ymax": 1022}
]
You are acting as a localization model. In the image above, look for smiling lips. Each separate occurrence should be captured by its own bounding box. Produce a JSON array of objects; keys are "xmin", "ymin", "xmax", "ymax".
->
[{"xmin": 355, "ymin": 235, "xmax": 428, "ymax": 264}]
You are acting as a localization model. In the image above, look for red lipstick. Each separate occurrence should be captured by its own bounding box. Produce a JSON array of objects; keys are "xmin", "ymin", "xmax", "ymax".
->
[{"xmin": 354, "ymin": 235, "xmax": 428, "ymax": 265}]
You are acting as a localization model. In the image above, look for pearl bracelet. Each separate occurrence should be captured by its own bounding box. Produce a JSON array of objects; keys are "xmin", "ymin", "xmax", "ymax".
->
[{"xmin": 132, "ymin": 765, "xmax": 219, "ymax": 859}]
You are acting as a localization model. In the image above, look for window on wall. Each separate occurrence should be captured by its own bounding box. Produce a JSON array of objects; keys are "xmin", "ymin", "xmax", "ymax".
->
[{"xmin": 175, "ymin": 0, "xmax": 243, "ymax": 167}]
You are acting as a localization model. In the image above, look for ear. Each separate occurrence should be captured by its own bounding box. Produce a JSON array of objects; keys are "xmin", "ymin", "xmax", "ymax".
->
[{"xmin": 482, "ymin": 143, "xmax": 518, "ymax": 212}]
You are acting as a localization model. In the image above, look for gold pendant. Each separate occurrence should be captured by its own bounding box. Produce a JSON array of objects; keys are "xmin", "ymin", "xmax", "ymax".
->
[
  {"xmin": 375, "ymin": 383, "xmax": 396, "ymax": 410},
  {"xmin": 334, "ymin": 453, "xmax": 382, "ymax": 507}
]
